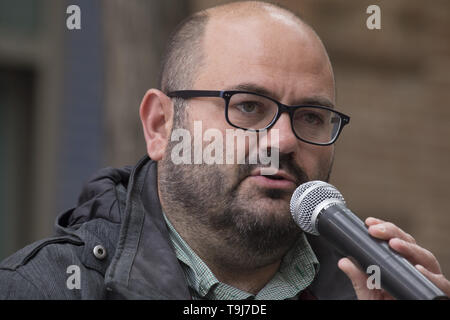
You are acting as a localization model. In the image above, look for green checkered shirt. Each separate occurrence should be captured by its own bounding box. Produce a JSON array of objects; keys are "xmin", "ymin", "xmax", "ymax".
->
[{"xmin": 163, "ymin": 213, "xmax": 319, "ymax": 300}]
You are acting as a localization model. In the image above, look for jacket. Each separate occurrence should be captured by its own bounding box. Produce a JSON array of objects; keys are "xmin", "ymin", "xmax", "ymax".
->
[{"xmin": 0, "ymin": 156, "xmax": 356, "ymax": 299}]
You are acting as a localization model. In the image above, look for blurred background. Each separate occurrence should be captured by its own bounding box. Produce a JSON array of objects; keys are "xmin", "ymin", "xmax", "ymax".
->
[{"xmin": 0, "ymin": 0, "xmax": 449, "ymax": 278}]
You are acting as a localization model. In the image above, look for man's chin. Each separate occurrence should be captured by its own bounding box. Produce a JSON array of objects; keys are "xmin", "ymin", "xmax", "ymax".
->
[
  {"xmin": 237, "ymin": 195, "xmax": 291, "ymax": 221},
  {"xmin": 224, "ymin": 198, "xmax": 301, "ymax": 258},
  {"xmin": 249, "ymin": 187, "xmax": 293, "ymax": 204}
]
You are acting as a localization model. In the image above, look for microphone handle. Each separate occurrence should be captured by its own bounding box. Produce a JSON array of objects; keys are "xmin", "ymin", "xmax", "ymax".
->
[{"xmin": 317, "ymin": 203, "xmax": 448, "ymax": 300}]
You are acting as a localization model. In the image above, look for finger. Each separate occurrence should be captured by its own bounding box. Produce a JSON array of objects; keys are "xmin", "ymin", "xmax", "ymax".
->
[
  {"xmin": 389, "ymin": 238, "xmax": 441, "ymax": 274},
  {"xmin": 416, "ymin": 265, "xmax": 450, "ymax": 297},
  {"xmin": 365, "ymin": 217, "xmax": 385, "ymax": 226},
  {"xmin": 367, "ymin": 222, "xmax": 416, "ymax": 244},
  {"xmin": 338, "ymin": 257, "xmax": 368, "ymax": 296}
]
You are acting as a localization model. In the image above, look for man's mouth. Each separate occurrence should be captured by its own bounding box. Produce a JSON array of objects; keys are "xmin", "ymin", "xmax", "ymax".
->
[
  {"xmin": 266, "ymin": 175, "xmax": 284, "ymax": 180},
  {"xmin": 247, "ymin": 169, "xmax": 297, "ymax": 190}
]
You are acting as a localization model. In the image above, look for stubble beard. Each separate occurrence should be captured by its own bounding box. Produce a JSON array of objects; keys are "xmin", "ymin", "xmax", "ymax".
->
[{"xmin": 158, "ymin": 128, "xmax": 333, "ymax": 270}]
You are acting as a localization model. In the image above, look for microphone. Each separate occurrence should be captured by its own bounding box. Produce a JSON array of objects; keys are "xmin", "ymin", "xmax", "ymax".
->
[{"xmin": 290, "ymin": 180, "xmax": 448, "ymax": 300}]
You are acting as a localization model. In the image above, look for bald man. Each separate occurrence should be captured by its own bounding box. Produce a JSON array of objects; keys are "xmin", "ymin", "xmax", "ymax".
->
[{"xmin": 0, "ymin": 1, "xmax": 448, "ymax": 300}]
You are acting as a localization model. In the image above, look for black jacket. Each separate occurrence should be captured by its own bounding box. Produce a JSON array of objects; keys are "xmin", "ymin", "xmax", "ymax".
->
[{"xmin": 0, "ymin": 156, "xmax": 356, "ymax": 299}]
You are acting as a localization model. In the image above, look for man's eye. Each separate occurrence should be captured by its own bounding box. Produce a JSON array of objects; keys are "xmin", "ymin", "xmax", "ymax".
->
[
  {"xmin": 235, "ymin": 102, "xmax": 259, "ymax": 113},
  {"xmin": 299, "ymin": 112, "xmax": 323, "ymax": 125}
]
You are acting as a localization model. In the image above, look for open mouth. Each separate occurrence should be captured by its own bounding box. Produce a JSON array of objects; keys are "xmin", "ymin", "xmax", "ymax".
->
[
  {"xmin": 248, "ymin": 169, "xmax": 296, "ymax": 189},
  {"xmin": 264, "ymin": 175, "xmax": 284, "ymax": 180}
]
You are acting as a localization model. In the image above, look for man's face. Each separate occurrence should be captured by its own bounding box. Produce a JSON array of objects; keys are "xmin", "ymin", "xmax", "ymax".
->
[{"xmin": 159, "ymin": 13, "xmax": 336, "ymax": 260}]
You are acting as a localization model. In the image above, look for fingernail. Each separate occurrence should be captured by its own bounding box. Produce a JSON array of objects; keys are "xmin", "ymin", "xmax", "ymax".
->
[
  {"xmin": 375, "ymin": 224, "xmax": 386, "ymax": 233},
  {"xmin": 367, "ymin": 217, "xmax": 383, "ymax": 226}
]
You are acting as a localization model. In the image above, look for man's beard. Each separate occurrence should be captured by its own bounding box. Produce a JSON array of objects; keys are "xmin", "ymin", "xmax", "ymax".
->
[{"xmin": 158, "ymin": 129, "xmax": 333, "ymax": 268}]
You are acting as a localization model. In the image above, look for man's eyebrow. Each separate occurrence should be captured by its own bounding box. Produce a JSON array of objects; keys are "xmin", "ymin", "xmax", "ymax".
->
[
  {"xmin": 298, "ymin": 96, "xmax": 335, "ymax": 109},
  {"xmin": 226, "ymin": 83, "xmax": 274, "ymax": 97},
  {"xmin": 225, "ymin": 82, "xmax": 335, "ymax": 108}
]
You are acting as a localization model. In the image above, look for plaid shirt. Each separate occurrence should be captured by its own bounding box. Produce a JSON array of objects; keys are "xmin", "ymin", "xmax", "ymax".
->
[{"xmin": 163, "ymin": 213, "xmax": 319, "ymax": 300}]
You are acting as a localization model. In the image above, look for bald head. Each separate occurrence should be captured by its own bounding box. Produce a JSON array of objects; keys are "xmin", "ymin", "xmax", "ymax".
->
[
  {"xmin": 161, "ymin": 1, "xmax": 330, "ymax": 88},
  {"xmin": 159, "ymin": 1, "xmax": 334, "ymax": 122},
  {"xmin": 207, "ymin": 1, "xmax": 300, "ymax": 21}
]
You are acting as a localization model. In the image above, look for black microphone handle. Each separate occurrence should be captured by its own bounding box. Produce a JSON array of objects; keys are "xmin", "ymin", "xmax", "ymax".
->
[{"xmin": 317, "ymin": 203, "xmax": 448, "ymax": 300}]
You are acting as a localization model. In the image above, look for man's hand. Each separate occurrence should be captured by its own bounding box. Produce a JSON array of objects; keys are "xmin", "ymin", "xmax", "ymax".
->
[{"xmin": 337, "ymin": 217, "xmax": 450, "ymax": 300}]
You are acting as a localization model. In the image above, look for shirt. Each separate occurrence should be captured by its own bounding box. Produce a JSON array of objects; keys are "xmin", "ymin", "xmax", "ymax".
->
[{"xmin": 163, "ymin": 212, "xmax": 319, "ymax": 300}]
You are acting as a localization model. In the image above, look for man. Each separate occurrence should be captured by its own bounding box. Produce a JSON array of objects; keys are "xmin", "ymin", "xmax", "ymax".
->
[{"xmin": 0, "ymin": 1, "xmax": 448, "ymax": 299}]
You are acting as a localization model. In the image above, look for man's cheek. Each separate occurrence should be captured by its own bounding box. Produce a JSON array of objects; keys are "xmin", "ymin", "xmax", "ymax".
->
[
  {"xmin": 312, "ymin": 149, "xmax": 334, "ymax": 180},
  {"xmin": 294, "ymin": 152, "xmax": 328, "ymax": 181}
]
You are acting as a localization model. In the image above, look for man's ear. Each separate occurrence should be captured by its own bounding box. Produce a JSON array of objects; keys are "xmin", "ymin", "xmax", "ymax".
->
[{"xmin": 139, "ymin": 89, "xmax": 173, "ymax": 161}]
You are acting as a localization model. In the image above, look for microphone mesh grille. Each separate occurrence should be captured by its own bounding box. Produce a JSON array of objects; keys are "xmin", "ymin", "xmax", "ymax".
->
[{"xmin": 290, "ymin": 181, "xmax": 345, "ymax": 235}]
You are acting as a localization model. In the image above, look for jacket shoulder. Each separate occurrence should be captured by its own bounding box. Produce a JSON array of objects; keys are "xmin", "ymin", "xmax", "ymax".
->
[
  {"xmin": 0, "ymin": 219, "xmax": 119, "ymax": 299},
  {"xmin": 0, "ymin": 236, "xmax": 85, "ymax": 299},
  {"xmin": 0, "ymin": 162, "xmax": 134, "ymax": 299},
  {"xmin": 0, "ymin": 236, "xmax": 83, "ymax": 271}
]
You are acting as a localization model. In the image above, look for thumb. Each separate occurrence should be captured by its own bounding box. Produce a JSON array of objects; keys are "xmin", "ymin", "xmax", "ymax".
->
[{"xmin": 338, "ymin": 257, "xmax": 369, "ymax": 298}]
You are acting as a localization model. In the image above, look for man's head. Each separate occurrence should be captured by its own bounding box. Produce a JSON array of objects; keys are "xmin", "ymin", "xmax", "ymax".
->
[{"xmin": 140, "ymin": 1, "xmax": 338, "ymax": 268}]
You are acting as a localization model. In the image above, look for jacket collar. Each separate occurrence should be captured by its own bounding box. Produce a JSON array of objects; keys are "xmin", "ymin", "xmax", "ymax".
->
[{"xmin": 105, "ymin": 156, "xmax": 191, "ymax": 299}]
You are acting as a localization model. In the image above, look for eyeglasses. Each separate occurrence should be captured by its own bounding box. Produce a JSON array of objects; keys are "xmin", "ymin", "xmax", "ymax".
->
[{"xmin": 167, "ymin": 90, "xmax": 350, "ymax": 146}]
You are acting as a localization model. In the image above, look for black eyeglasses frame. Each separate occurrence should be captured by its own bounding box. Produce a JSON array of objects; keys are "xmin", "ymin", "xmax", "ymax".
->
[{"xmin": 167, "ymin": 90, "xmax": 350, "ymax": 146}]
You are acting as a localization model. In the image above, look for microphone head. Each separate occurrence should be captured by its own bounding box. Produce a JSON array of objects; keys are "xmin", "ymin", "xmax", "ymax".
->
[{"xmin": 290, "ymin": 181, "xmax": 345, "ymax": 235}]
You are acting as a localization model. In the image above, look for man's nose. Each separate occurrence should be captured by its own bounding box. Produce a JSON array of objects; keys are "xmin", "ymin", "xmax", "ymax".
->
[{"xmin": 267, "ymin": 113, "xmax": 298, "ymax": 154}]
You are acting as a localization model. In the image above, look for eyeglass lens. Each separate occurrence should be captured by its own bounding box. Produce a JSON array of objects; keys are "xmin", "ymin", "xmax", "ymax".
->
[{"xmin": 227, "ymin": 93, "xmax": 341, "ymax": 144}]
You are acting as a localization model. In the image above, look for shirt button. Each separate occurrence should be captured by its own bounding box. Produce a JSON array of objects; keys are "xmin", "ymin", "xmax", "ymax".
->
[{"xmin": 93, "ymin": 245, "xmax": 107, "ymax": 260}]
